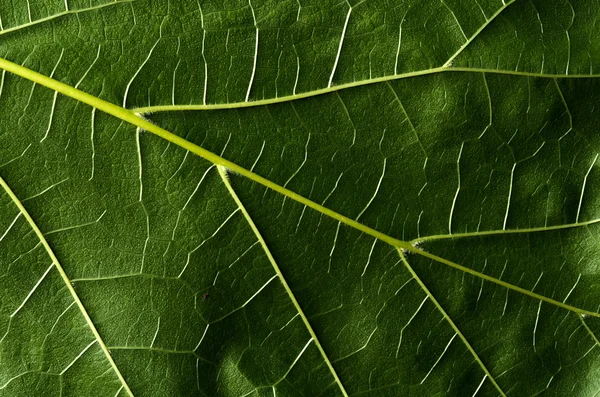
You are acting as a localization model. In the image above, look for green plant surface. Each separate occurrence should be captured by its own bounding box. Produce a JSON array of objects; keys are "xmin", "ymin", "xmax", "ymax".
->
[{"xmin": 1, "ymin": 0, "xmax": 600, "ymax": 396}]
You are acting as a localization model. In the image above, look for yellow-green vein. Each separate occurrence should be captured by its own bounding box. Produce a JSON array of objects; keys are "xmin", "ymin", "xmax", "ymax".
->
[
  {"xmin": 217, "ymin": 166, "xmax": 350, "ymax": 397},
  {"xmin": 403, "ymin": 245, "xmax": 600, "ymax": 318},
  {"xmin": 411, "ymin": 217, "xmax": 600, "ymax": 244},
  {"xmin": 398, "ymin": 249, "xmax": 507, "ymax": 396},
  {"xmin": 132, "ymin": 67, "xmax": 600, "ymax": 114},
  {"xmin": 0, "ymin": 56, "xmax": 413, "ymax": 253},
  {"xmin": 0, "ymin": 176, "xmax": 134, "ymax": 397},
  {"xmin": 441, "ymin": 0, "xmax": 516, "ymax": 68},
  {"xmin": 580, "ymin": 315, "xmax": 600, "ymax": 347},
  {"xmin": 132, "ymin": 0, "xmax": 514, "ymax": 114}
]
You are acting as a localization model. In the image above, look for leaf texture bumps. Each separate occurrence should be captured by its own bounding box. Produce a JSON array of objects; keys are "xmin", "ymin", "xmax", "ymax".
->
[{"xmin": 1, "ymin": 1, "xmax": 600, "ymax": 396}]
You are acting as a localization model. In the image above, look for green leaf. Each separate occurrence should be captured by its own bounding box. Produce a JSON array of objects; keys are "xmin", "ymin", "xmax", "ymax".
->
[{"xmin": 1, "ymin": 0, "xmax": 600, "ymax": 396}]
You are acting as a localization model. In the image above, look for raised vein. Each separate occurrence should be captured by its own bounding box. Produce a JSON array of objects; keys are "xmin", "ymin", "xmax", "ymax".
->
[
  {"xmin": 412, "ymin": 217, "xmax": 600, "ymax": 244},
  {"xmin": 217, "ymin": 166, "xmax": 349, "ymax": 396},
  {"xmin": 398, "ymin": 249, "xmax": 507, "ymax": 396},
  {"xmin": 442, "ymin": 0, "xmax": 516, "ymax": 68},
  {"xmin": 0, "ymin": 56, "xmax": 411, "ymax": 253},
  {"xmin": 132, "ymin": 67, "xmax": 600, "ymax": 114},
  {"xmin": 0, "ymin": 176, "xmax": 134, "ymax": 396},
  {"xmin": 403, "ymin": 244, "xmax": 600, "ymax": 318},
  {"xmin": 0, "ymin": 56, "xmax": 598, "ymax": 322},
  {"xmin": 580, "ymin": 316, "xmax": 600, "ymax": 347}
]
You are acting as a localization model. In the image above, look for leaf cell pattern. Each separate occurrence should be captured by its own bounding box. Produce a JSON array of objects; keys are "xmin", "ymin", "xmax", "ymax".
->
[{"xmin": 1, "ymin": 1, "xmax": 600, "ymax": 396}]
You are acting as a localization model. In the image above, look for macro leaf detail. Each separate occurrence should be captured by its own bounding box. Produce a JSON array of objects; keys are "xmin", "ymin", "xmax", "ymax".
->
[{"xmin": 1, "ymin": 1, "xmax": 600, "ymax": 396}]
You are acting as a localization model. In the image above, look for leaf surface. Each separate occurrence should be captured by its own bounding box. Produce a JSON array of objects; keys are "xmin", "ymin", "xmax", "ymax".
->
[{"xmin": 1, "ymin": 0, "xmax": 600, "ymax": 396}]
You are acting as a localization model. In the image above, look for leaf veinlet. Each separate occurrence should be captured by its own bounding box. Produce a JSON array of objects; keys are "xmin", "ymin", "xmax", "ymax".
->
[{"xmin": 0, "ymin": 176, "xmax": 134, "ymax": 396}]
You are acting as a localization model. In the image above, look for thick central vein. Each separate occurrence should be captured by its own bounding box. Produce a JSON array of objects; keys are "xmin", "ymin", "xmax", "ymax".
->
[
  {"xmin": 0, "ymin": 176, "xmax": 134, "ymax": 396},
  {"xmin": 1, "ymin": 56, "xmax": 598, "ymax": 321},
  {"xmin": 0, "ymin": 57, "xmax": 413, "ymax": 252}
]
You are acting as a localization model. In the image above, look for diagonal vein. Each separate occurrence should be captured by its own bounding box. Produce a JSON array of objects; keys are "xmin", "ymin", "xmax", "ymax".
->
[
  {"xmin": 412, "ymin": 217, "xmax": 600, "ymax": 244},
  {"xmin": 580, "ymin": 316, "xmax": 600, "ymax": 347},
  {"xmin": 398, "ymin": 249, "xmax": 507, "ymax": 396},
  {"xmin": 404, "ymin": 244, "xmax": 600, "ymax": 318},
  {"xmin": 0, "ymin": 56, "xmax": 598, "ymax": 329},
  {"xmin": 132, "ymin": 67, "xmax": 600, "ymax": 114},
  {"xmin": 0, "ymin": 176, "xmax": 134, "ymax": 396},
  {"xmin": 442, "ymin": 0, "xmax": 516, "ymax": 68},
  {"xmin": 217, "ymin": 166, "xmax": 349, "ymax": 397}
]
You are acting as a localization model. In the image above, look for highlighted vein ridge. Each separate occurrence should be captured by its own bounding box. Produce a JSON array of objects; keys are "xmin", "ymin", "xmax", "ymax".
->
[
  {"xmin": 0, "ymin": 176, "xmax": 134, "ymax": 397},
  {"xmin": 218, "ymin": 166, "xmax": 350, "ymax": 397}
]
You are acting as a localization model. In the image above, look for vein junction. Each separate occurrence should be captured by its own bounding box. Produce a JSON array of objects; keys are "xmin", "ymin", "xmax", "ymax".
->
[{"xmin": 0, "ymin": 56, "xmax": 598, "ymax": 323}]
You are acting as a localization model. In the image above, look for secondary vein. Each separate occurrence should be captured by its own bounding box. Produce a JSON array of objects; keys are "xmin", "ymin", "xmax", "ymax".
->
[
  {"xmin": 132, "ymin": 67, "xmax": 600, "ymax": 114},
  {"xmin": 398, "ymin": 249, "xmax": 507, "ymax": 397},
  {"xmin": 217, "ymin": 166, "xmax": 350, "ymax": 397},
  {"xmin": 412, "ymin": 217, "xmax": 600, "ymax": 244},
  {"xmin": 403, "ymin": 244, "xmax": 600, "ymax": 319},
  {"xmin": 0, "ymin": 176, "xmax": 134, "ymax": 397}
]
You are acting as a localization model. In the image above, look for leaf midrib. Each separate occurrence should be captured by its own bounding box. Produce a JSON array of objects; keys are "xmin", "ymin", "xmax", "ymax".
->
[{"xmin": 1, "ymin": 55, "xmax": 599, "ymax": 322}]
